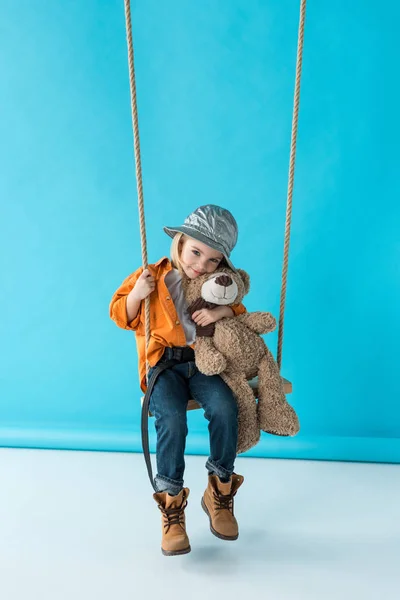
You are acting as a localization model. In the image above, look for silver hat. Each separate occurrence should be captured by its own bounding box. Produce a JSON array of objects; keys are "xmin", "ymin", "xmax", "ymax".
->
[{"xmin": 164, "ymin": 204, "xmax": 238, "ymax": 271}]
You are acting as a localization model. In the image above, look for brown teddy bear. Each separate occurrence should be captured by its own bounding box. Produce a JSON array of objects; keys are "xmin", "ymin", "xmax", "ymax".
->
[{"xmin": 182, "ymin": 267, "xmax": 300, "ymax": 454}]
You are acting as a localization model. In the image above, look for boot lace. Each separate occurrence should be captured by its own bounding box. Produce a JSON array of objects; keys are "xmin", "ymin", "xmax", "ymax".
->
[
  {"xmin": 158, "ymin": 500, "xmax": 188, "ymax": 533},
  {"xmin": 213, "ymin": 492, "xmax": 234, "ymax": 512}
]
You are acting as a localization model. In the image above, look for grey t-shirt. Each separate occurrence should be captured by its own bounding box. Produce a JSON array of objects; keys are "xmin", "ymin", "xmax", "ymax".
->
[{"xmin": 164, "ymin": 268, "xmax": 196, "ymax": 345}]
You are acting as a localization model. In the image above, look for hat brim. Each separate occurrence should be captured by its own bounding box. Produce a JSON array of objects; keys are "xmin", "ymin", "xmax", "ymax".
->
[{"xmin": 164, "ymin": 225, "xmax": 237, "ymax": 272}]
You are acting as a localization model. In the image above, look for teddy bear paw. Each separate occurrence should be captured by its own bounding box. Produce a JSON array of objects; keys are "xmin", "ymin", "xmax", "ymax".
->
[{"xmin": 195, "ymin": 352, "xmax": 227, "ymax": 376}]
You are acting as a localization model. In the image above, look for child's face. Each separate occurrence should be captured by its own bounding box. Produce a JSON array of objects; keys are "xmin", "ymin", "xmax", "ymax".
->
[{"xmin": 179, "ymin": 236, "xmax": 224, "ymax": 279}]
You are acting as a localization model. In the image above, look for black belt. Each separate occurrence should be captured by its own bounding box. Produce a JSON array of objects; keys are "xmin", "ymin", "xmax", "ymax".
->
[
  {"xmin": 141, "ymin": 347, "xmax": 195, "ymax": 492},
  {"xmin": 161, "ymin": 346, "xmax": 195, "ymax": 363}
]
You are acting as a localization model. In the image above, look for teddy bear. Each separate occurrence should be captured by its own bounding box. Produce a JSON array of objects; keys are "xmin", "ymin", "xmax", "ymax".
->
[{"xmin": 182, "ymin": 267, "xmax": 300, "ymax": 454}]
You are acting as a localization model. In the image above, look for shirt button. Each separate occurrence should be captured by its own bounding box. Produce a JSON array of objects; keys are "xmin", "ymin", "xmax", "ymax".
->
[
  {"xmin": 176, "ymin": 320, "xmax": 180, "ymax": 325},
  {"xmin": 166, "ymin": 296, "xmax": 170, "ymax": 300}
]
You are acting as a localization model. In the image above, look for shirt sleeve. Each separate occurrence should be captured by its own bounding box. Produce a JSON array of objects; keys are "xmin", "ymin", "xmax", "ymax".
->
[
  {"xmin": 109, "ymin": 267, "xmax": 144, "ymax": 331},
  {"xmin": 231, "ymin": 303, "xmax": 246, "ymax": 316}
]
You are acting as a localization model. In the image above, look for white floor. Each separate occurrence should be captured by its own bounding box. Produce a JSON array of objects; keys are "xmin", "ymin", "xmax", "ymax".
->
[{"xmin": 0, "ymin": 449, "xmax": 399, "ymax": 600}]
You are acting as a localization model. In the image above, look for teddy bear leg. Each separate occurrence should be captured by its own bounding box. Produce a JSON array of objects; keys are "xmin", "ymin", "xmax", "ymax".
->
[
  {"xmin": 195, "ymin": 337, "xmax": 227, "ymax": 376},
  {"xmin": 220, "ymin": 372, "xmax": 260, "ymax": 454},
  {"xmin": 257, "ymin": 351, "xmax": 300, "ymax": 437}
]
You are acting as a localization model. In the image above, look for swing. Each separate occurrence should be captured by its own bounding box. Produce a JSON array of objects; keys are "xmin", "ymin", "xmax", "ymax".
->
[
  {"xmin": 172, "ymin": 377, "xmax": 292, "ymax": 415},
  {"xmin": 122, "ymin": 0, "xmax": 307, "ymax": 482}
]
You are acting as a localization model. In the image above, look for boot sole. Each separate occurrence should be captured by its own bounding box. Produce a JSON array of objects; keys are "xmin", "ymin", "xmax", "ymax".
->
[
  {"xmin": 201, "ymin": 498, "xmax": 238, "ymax": 541},
  {"xmin": 162, "ymin": 545, "xmax": 191, "ymax": 556}
]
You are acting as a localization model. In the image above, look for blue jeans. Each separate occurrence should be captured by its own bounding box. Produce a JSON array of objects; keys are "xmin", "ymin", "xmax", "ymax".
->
[{"xmin": 148, "ymin": 353, "xmax": 238, "ymax": 496}]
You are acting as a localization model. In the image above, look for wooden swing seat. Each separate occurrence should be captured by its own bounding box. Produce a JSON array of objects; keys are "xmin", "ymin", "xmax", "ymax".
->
[{"xmin": 142, "ymin": 376, "xmax": 292, "ymax": 417}]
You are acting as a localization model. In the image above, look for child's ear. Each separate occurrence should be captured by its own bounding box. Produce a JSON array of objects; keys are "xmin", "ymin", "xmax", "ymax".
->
[{"xmin": 236, "ymin": 269, "xmax": 250, "ymax": 294}]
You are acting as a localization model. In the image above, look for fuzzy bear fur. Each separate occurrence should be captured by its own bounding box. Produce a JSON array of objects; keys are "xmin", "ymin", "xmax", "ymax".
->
[{"xmin": 182, "ymin": 267, "xmax": 300, "ymax": 454}]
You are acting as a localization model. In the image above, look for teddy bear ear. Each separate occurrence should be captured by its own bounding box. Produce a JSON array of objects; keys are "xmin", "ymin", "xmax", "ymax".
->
[{"xmin": 236, "ymin": 269, "xmax": 250, "ymax": 294}]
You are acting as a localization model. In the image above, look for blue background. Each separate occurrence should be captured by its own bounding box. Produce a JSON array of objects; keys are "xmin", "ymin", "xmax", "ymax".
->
[{"xmin": 1, "ymin": 0, "xmax": 399, "ymax": 462}]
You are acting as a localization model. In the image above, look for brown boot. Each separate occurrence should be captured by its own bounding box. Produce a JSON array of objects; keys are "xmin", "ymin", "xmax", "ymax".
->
[
  {"xmin": 201, "ymin": 474, "xmax": 244, "ymax": 541},
  {"xmin": 153, "ymin": 487, "xmax": 191, "ymax": 556}
]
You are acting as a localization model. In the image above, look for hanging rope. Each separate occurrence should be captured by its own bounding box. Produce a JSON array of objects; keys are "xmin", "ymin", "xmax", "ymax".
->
[
  {"xmin": 123, "ymin": 0, "xmax": 151, "ymax": 368},
  {"xmin": 277, "ymin": 0, "xmax": 307, "ymax": 371}
]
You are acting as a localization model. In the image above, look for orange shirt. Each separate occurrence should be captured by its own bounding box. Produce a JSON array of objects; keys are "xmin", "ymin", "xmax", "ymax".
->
[{"xmin": 109, "ymin": 257, "xmax": 246, "ymax": 392}]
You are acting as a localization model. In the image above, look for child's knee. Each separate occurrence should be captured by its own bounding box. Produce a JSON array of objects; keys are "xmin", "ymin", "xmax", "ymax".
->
[
  {"xmin": 156, "ymin": 410, "xmax": 188, "ymax": 437},
  {"xmin": 208, "ymin": 393, "xmax": 238, "ymax": 423}
]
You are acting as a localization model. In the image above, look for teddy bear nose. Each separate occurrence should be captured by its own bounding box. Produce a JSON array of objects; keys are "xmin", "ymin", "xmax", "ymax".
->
[{"xmin": 215, "ymin": 275, "xmax": 232, "ymax": 287}]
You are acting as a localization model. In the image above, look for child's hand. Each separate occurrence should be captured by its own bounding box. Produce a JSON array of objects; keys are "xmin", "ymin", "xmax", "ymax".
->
[
  {"xmin": 192, "ymin": 306, "xmax": 233, "ymax": 326},
  {"xmin": 131, "ymin": 269, "xmax": 156, "ymax": 301}
]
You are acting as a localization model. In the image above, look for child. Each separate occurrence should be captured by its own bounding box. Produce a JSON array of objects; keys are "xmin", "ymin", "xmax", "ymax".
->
[{"xmin": 110, "ymin": 205, "xmax": 246, "ymax": 556}]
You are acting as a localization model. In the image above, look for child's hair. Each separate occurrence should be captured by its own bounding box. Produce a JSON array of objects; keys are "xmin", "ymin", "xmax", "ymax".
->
[
  {"xmin": 170, "ymin": 232, "xmax": 185, "ymax": 272},
  {"xmin": 170, "ymin": 232, "xmax": 229, "ymax": 272}
]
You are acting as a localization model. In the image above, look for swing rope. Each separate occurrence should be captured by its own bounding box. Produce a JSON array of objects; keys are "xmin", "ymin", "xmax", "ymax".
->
[
  {"xmin": 123, "ymin": 0, "xmax": 151, "ymax": 368},
  {"xmin": 123, "ymin": 0, "xmax": 307, "ymax": 376},
  {"xmin": 277, "ymin": 0, "xmax": 307, "ymax": 371}
]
